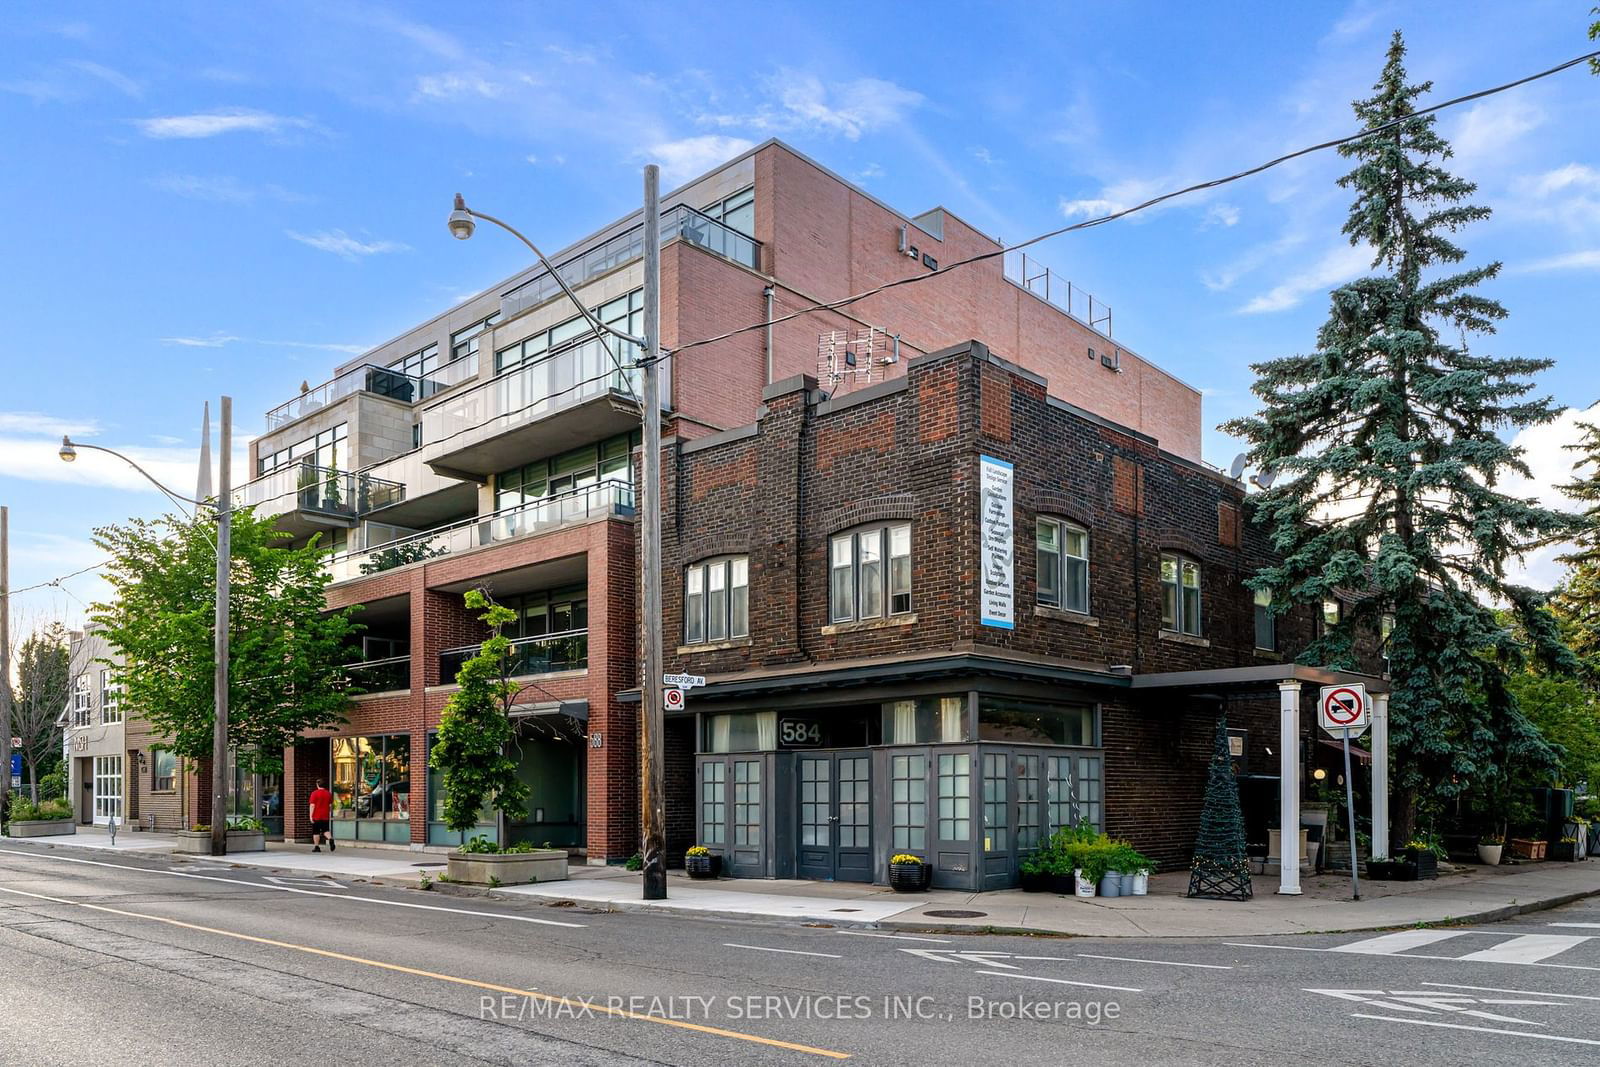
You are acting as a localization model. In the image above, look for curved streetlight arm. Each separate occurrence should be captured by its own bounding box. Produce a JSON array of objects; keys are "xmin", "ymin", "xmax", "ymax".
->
[
  {"xmin": 463, "ymin": 206, "xmax": 653, "ymax": 384},
  {"xmin": 61, "ymin": 437, "xmax": 212, "ymax": 510}
]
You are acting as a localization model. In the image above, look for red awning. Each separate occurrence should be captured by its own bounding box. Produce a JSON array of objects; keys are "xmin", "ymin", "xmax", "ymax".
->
[{"xmin": 1319, "ymin": 738, "xmax": 1372, "ymax": 764}]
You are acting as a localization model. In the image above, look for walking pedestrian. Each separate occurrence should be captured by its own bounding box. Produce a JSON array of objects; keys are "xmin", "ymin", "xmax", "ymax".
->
[{"xmin": 309, "ymin": 778, "xmax": 334, "ymax": 852}]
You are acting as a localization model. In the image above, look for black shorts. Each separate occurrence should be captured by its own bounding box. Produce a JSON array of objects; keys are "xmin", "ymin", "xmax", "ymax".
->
[{"xmin": 311, "ymin": 819, "xmax": 330, "ymax": 835}]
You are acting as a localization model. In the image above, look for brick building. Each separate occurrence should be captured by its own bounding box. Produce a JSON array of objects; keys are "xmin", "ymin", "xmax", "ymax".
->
[{"xmin": 232, "ymin": 139, "xmax": 1383, "ymax": 882}]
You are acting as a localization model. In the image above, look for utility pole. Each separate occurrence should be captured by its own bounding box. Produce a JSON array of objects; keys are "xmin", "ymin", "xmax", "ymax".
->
[
  {"xmin": 210, "ymin": 397, "xmax": 232, "ymax": 857},
  {"xmin": 639, "ymin": 164, "xmax": 667, "ymax": 900},
  {"xmin": 1, "ymin": 506, "xmax": 12, "ymax": 822}
]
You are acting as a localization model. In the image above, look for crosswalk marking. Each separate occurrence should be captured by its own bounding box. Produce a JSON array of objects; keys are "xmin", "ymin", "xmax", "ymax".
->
[
  {"xmin": 1331, "ymin": 930, "xmax": 1467, "ymax": 955},
  {"xmin": 1458, "ymin": 934, "xmax": 1593, "ymax": 965}
]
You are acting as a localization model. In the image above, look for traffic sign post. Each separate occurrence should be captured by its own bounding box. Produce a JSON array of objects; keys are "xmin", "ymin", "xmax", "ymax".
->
[
  {"xmin": 663, "ymin": 673, "xmax": 705, "ymax": 690},
  {"xmin": 1320, "ymin": 684, "xmax": 1367, "ymax": 902},
  {"xmin": 663, "ymin": 687, "xmax": 685, "ymax": 712}
]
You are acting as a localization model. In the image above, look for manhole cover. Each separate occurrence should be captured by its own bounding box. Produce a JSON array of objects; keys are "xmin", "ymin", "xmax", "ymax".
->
[
  {"xmin": 412, "ymin": 862, "xmax": 446, "ymax": 868},
  {"xmin": 922, "ymin": 909, "xmax": 986, "ymax": 919}
]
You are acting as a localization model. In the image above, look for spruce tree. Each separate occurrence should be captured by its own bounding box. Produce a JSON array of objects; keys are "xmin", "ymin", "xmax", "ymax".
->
[{"xmin": 1223, "ymin": 32, "xmax": 1574, "ymax": 843}]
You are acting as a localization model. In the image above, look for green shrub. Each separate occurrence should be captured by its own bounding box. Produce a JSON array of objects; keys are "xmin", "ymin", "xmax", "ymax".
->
[
  {"xmin": 459, "ymin": 834, "xmax": 536, "ymax": 855},
  {"xmin": 624, "ymin": 852, "xmax": 643, "ymax": 871},
  {"xmin": 39, "ymin": 768, "xmax": 68, "ymax": 803},
  {"xmin": 10, "ymin": 797, "xmax": 73, "ymax": 822}
]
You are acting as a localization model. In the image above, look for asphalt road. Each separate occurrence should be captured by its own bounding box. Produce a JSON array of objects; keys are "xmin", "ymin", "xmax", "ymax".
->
[{"xmin": 2, "ymin": 842, "xmax": 1598, "ymax": 1066}]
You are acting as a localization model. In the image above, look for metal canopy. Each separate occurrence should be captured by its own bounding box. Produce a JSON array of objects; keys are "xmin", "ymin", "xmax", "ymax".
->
[
  {"xmin": 1130, "ymin": 661, "xmax": 1389, "ymax": 695},
  {"xmin": 508, "ymin": 698, "xmax": 588, "ymax": 721}
]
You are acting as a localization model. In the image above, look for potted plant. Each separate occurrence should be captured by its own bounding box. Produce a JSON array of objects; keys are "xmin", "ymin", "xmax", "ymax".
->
[
  {"xmin": 1367, "ymin": 855, "xmax": 1400, "ymax": 880},
  {"xmin": 174, "ymin": 820, "xmax": 267, "ymax": 853},
  {"xmin": 1477, "ymin": 833, "xmax": 1504, "ymax": 867},
  {"xmin": 1402, "ymin": 839, "xmax": 1440, "ymax": 880},
  {"xmin": 685, "ymin": 845, "xmax": 720, "ymax": 879},
  {"xmin": 448, "ymin": 835, "xmax": 568, "ymax": 885},
  {"xmin": 4, "ymin": 796, "xmax": 76, "ymax": 838},
  {"xmin": 1018, "ymin": 851, "xmax": 1050, "ymax": 892},
  {"xmin": 888, "ymin": 853, "xmax": 929, "ymax": 892},
  {"xmin": 1551, "ymin": 836, "xmax": 1581, "ymax": 862}
]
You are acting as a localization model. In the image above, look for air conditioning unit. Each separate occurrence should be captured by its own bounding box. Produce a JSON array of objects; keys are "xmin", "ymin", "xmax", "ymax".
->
[
  {"xmin": 1100, "ymin": 348, "xmax": 1120, "ymax": 371},
  {"xmin": 897, "ymin": 223, "xmax": 919, "ymax": 259}
]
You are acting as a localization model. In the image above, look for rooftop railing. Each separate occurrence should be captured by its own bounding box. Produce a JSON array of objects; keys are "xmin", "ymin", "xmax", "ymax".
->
[
  {"xmin": 324, "ymin": 480, "xmax": 635, "ymax": 583},
  {"xmin": 1002, "ymin": 250, "xmax": 1113, "ymax": 337},
  {"xmin": 262, "ymin": 355, "xmax": 480, "ymax": 432},
  {"xmin": 235, "ymin": 462, "xmax": 407, "ymax": 520},
  {"xmin": 500, "ymin": 204, "xmax": 760, "ymax": 318}
]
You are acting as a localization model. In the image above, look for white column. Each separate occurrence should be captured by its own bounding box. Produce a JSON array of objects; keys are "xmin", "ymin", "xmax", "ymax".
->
[
  {"xmin": 1277, "ymin": 680, "xmax": 1302, "ymax": 895},
  {"xmin": 1371, "ymin": 693, "xmax": 1390, "ymax": 860}
]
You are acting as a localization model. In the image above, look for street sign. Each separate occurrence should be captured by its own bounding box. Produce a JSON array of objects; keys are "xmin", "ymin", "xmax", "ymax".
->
[
  {"xmin": 663, "ymin": 687, "xmax": 685, "ymax": 712},
  {"xmin": 1318, "ymin": 683, "xmax": 1369, "ymax": 738},
  {"xmin": 663, "ymin": 672, "xmax": 705, "ymax": 690}
]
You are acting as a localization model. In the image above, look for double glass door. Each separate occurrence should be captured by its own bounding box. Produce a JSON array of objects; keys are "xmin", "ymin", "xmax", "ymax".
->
[{"xmin": 795, "ymin": 751, "xmax": 872, "ymax": 882}]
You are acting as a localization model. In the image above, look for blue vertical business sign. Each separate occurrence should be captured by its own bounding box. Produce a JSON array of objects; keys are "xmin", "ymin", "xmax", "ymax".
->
[{"xmin": 979, "ymin": 455, "xmax": 1014, "ymax": 629}]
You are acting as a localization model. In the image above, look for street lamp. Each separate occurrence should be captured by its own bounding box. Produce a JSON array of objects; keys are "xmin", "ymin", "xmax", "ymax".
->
[
  {"xmin": 58, "ymin": 399, "xmax": 235, "ymax": 858},
  {"xmin": 449, "ymin": 172, "xmax": 669, "ymax": 901}
]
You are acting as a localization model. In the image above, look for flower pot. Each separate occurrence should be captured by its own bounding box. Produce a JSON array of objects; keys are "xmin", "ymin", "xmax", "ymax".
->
[
  {"xmin": 1047, "ymin": 873, "xmax": 1077, "ymax": 895},
  {"xmin": 1132, "ymin": 869, "xmax": 1150, "ymax": 896},
  {"xmin": 1477, "ymin": 844, "xmax": 1503, "ymax": 867},
  {"xmin": 685, "ymin": 853, "xmax": 720, "ymax": 879},
  {"xmin": 1402, "ymin": 849, "xmax": 1438, "ymax": 880},
  {"xmin": 1118, "ymin": 871, "xmax": 1136, "ymax": 895},
  {"xmin": 1098, "ymin": 873, "xmax": 1121, "ymax": 898},
  {"xmin": 1551, "ymin": 841, "xmax": 1579, "ymax": 862},
  {"xmin": 888, "ymin": 860, "xmax": 929, "ymax": 892},
  {"xmin": 1073, "ymin": 869, "xmax": 1096, "ymax": 898},
  {"xmin": 1018, "ymin": 870, "xmax": 1048, "ymax": 893}
]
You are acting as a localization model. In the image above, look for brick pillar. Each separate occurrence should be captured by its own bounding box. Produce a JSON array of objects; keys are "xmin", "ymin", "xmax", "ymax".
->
[
  {"xmin": 587, "ymin": 519, "xmax": 638, "ymax": 862},
  {"xmin": 755, "ymin": 377, "xmax": 811, "ymax": 665}
]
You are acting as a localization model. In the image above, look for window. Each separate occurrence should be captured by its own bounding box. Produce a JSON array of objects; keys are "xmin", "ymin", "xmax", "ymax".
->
[
  {"xmin": 829, "ymin": 523, "xmax": 911, "ymax": 623},
  {"xmin": 258, "ymin": 422, "xmax": 347, "ymax": 476},
  {"xmin": 495, "ymin": 431, "xmax": 639, "ymax": 512},
  {"xmin": 1036, "ymin": 518, "xmax": 1089, "ymax": 612},
  {"xmin": 705, "ymin": 712, "xmax": 776, "ymax": 753},
  {"xmin": 891, "ymin": 754, "xmax": 927, "ymax": 851},
  {"xmin": 733, "ymin": 760, "xmax": 761, "ymax": 847},
  {"xmin": 936, "ymin": 752, "xmax": 971, "ymax": 842},
  {"xmin": 1046, "ymin": 754, "xmax": 1103, "ymax": 832},
  {"xmin": 1015, "ymin": 755, "xmax": 1042, "ymax": 852},
  {"xmin": 1253, "ymin": 587, "xmax": 1275, "ymax": 651},
  {"xmin": 152, "ymin": 749, "xmax": 177, "ymax": 792},
  {"xmin": 496, "ymin": 289, "xmax": 644, "ymax": 373},
  {"xmin": 1323, "ymin": 597, "xmax": 1343, "ymax": 629},
  {"xmin": 93, "ymin": 755, "xmax": 123, "ymax": 823},
  {"xmin": 883, "ymin": 696, "xmax": 967, "ymax": 744},
  {"xmin": 684, "ymin": 557, "xmax": 748, "ymax": 644},
  {"xmin": 701, "ymin": 762, "xmax": 726, "ymax": 845},
  {"xmin": 977, "ymin": 697, "xmax": 1096, "ymax": 746},
  {"xmin": 450, "ymin": 313, "xmax": 500, "ymax": 363},
  {"xmin": 389, "ymin": 342, "xmax": 440, "ymax": 379},
  {"xmin": 1160, "ymin": 553, "xmax": 1202, "ymax": 636},
  {"xmin": 73, "ymin": 675, "xmax": 91, "ymax": 727},
  {"xmin": 702, "ymin": 186, "xmax": 755, "ymax": 236},
  {"xmin": 99, "ymin": 668, "xmax": 122, "ymax": 724},
  {"xmin": 982, "ymin": 753, "xmax": 1008, "ymax": 852}
]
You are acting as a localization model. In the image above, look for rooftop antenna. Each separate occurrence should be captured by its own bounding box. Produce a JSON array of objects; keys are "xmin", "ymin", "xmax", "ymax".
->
[{"xmin": 1228, "ymin": 453, "xmax": 1247, "ymax": 481}]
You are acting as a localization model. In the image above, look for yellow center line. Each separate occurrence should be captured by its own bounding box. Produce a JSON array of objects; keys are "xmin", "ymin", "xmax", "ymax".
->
[{"xmin": 0, "ymin": 884, "xmax": 849, "ymax": 1060}]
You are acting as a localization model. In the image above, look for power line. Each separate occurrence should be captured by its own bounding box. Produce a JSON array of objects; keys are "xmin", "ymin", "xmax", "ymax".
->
[
  {"xmin": 3, "ymin": 561, "xmax": 112, "ymax": 599},
  {"xmin": 670, "ymin": 48, "xmax": 1600, "ymax": 358}
]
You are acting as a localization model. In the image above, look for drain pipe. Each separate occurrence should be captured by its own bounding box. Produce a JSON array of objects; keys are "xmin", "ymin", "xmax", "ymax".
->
[{"xmin": 763, "ymin": 285, "xmax": 775, "ymax": 385}]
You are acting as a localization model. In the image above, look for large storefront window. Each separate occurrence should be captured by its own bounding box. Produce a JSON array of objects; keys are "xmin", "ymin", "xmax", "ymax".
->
[
  {"xmin": 883, "ymin": 696, "xmax": 967, "ymax": 744},
  {"xmin": 705, "ymin": 712, "xmax": 776, "ymax": 752},
  {"xmin": 977, "ymin": 698, "xmax": 1096, "ymax": 746},
  {"xmin": 331, "ymin": 734, "xmax": 411, "ymax": 843},
  {"xmin": 1046, "ymin": 753, "xmax": 1103, "ymax": 831},
  {"xmin": 426, "ymin": 732, "xmax": 497, "ymax": 848}
]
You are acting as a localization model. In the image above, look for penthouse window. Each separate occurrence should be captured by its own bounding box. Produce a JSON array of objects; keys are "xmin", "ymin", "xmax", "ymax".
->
[
  {"xmin": 1160, "ymin": 552, "xmax": 1202, "ymax": 637},
  {"xmin": 830, "ymin": 523, "xmax": 911, "ymax": 624},
  {"xmin": 684, "ymin": 557, "xmax": 749, "ymax": 645},
  {"xmin": 258, "ymin": 422, "xmax": 346, "ymax": 476},
  {"xmin": 496, "ymin": 289, "xmax": 643, "ymax": 374},
  {"xmin": 450, "ymin": 313, "xmax": 500, "ymax": 363},
  {"xmin": 1036, "ymin": 518, "xmax": 1089, "ymax": 613},
  {"xmin": 495, "ymin": 432, "xmax": 638, "ymax": 511},
  {"xmin": 701, "ymin": 186, "xmax": 754, "ymax": 237},
  {"xmin": 389, "ymin": 342, "xmax": 440, "ymax": 379}
]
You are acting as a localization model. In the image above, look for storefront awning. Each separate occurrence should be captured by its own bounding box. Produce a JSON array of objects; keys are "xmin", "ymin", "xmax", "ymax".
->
[
  {"xmin": 1318, "ymin": 737, "xmax": 1372, "ymax": 764},
  {"xmin": 508, "ymin": 698, "xmax": 588, "ymax": 722},
  {"xmin": 1129, "ymin": 662, "xmax": 1389, "ymax": 696}
]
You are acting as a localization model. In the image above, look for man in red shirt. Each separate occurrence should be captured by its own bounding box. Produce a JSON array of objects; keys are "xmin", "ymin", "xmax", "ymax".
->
[{"xmin": 308, "ymin": 779, "xmax": 334, "ymax": 852}]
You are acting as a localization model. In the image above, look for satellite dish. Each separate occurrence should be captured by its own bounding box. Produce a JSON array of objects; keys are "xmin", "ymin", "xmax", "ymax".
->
[
  {"xmin": 1253, "ymin": 465, "xmax": 1278, "ymax": 490},
  {"xmin": 1228, "ymin": 453, "xmax": 1247, "ymax": 480}
]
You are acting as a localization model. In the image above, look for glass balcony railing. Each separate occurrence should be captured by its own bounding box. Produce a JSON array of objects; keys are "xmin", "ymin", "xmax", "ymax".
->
[
  {"xmin": 235, "ymin": 462, "xmax": 407, "ymax": 520},
  {"xmin": 500, "ymin": 204, "xmax": 760, "ymax": 318},
  {"xmin": 263, "ymin": 355, "xmax": 478, "ymax": 431},
  {"xmin": 345, "ymin": 655, "xmax": 411, "ymax": 694},
  {"xmin": 324, "ymin": 481, "xmax": 636, "ymax": 583},
  {"xmin": 438, "ymin": 630, "xmax": 588, "ymax": 685},
  {"xmin": 419, "ymin": 333, "xmax": 653, "ymax": 453}
]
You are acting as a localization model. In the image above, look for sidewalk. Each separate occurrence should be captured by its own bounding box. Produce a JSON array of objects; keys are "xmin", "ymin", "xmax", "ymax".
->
[{"xmin": 19, "ymin": 828, "xmax": 1600, "ymax": 937}]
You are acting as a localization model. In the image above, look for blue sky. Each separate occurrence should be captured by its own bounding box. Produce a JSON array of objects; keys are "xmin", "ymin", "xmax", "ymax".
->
[{"xmin": 2, "ymin": 1, "xmax": 1597, "ymax": 623}]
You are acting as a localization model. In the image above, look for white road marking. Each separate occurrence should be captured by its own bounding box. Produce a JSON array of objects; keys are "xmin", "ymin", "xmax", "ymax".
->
[
  {"xmin": 1331, "ymin": 930, "xmax": 1467, "ymax": 955},
  {"xmin": 835, "ymin": 931, "xmax": 952, "ymax": 943},
  {"xmin": 0, "ymin": 847, "xmax": 585, "ymax": 928},
  {"xmin": 1549, "ymin": 922, "xmax": 1600, "ymax": 929},
  {"xmin": 264, "ymin": 875, "xmax": 347, "ymax": 890},
  {"xmin": 723, "ymin": 944, "xmax": 842, "ymax": 959},
  {"xmin": 976, "ymin": 970, "xmax": 1142, "ymax": 993},
  {"xmin": 1458, "ymin": 934, "xmax": 1593, "ymax": 965},
  {"xmin": 1076, "ymin": 953, "xmax": 1233, "ymax": 970},
  {"xmin": 1227, "ymin": 940, "xmax": 1600, "ymax": 972},
  {"xmin": 1351, "ymin": 1013, "xmax": 1600, "ymax": 1046},
  {"xmin": 1424, "ymin": 981, "xmax": 1600, "ymax": 1002}
]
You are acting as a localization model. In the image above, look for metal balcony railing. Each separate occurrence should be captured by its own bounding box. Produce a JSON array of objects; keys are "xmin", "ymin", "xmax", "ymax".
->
[
  {"xmin": 263, "ymin": 355, "xmax": 478, "ymax": 431},
  {"xmin": 324, "ymin": 481, "xmax": 635, "ymax": 583},
  {"xmin": 345, "ymin": 655, "xmax": 411, "ymax": 694},
  {"xmin": 235, "ymin": 462, "xmax": 407, "ymax": 520},
  {"xmin": 500, "ymin": 204, "xmax": 760, "ymax": 318},
  {"xmin": 438, "ymin": 630, "xmax": 588, "ymax": 685},
  {"xmin": 1002, "ymin": 250, "xmax": 1112, "ymax": 337}
]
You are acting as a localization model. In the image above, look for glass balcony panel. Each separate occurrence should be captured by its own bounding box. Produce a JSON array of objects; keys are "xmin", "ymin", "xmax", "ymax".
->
[
  {"xmin": 438, "ymin": 630, "xmax": 588, "ymax": 686},
  {"xmin": 235, "ymin": 463, "xmax": 406, "ymax": 522},
  {"xmin": 345, "ymin": 656, "xmax": 411, "ymax": 694}
]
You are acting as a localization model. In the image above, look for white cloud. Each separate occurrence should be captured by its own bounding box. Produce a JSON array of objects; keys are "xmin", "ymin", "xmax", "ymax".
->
[
  {"xmin": 1203, "ymin": 203, "xmax": 1241, "ymax": 228},
  {"xmin": 774, "ymin": 74, "xmax": 922, "ymax": 140},
  {"xmin": 1513, "ymin": 249, "xmax": 1600, "ymax": 274},
  {"xmin": 856, "ymin": 162, "xmax": 884, "ymax": 181},
  {"xmin": 415, "ymin": 72, "xmax": 502, "ymax": 100},
  {"xmin": 0, "ymin": 436, "xmax": 206, "ymax": 496},
  {"xmin": 161, "ymin": 335, "xmax": 370, "ymax": 355},
  {"xmin": 0, "ymin": 412, "xmax": 101, "ymax": 437},
  {"xmin": 66, "ymin": 60, "xmax": 141, "ymax": 97},
  {"xmin": 1238, "ymin": 243, "xmax": 1372, "ymax": 314},
  {"xmin": 1058, "ymin": 177, "xmax": 1173, "ymax": 224},
  {"xmin": 135, "ymin": 108, "xmax": 313, "ymax": 139},
  {"xmin": 648, "ymin": 135, "xmax": 756, "ymax": 183},
  {"xmin": 1521, "ymin": 163, "xmax": 1600, "ymax": 197},
  {"xmin": 1058, "ymin": 196, "xmax": 1121, "ymax": 220},
  {"xmin": 149, "ymin": 174, "xmax": 304, "ymax": 204},
  {"xmin": 972, "ymin": 146, "xmax": 997, "ymax": 166},
  {"xmin": 285, "ymin": 229, "xmax": 409, "ymax": 260},
  {"xmin": 1499, "ymin": 403, "xmax": 1600, "ymax": 589},
  {"xmin": 1450, "ymin": 98, "xmax": 1545, "ymax": 168}
]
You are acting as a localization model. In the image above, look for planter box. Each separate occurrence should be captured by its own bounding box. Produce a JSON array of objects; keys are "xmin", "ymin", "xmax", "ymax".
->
[
  {"xmin": 6, "ymin": 819, "xmax": 76, "ymax": 839},
  {"xmin": 888, "ymin": 860, "xmax": 930, "ymax": 892},
  {"xmin": 685, "ymin": 853, "xmax": 720, "ymax": 879},
  {"xmin": 1367, "ymin": 859, "xmax": 1419, "ymax": 881},
  {"xmin": 447, "ymin": 849, "xmax": 568, "ymax": 886},
  {"xmin": 1550, "ymin": 842, "xmax": 1581, "ymax": 862},
  {"xmin": 1510, "ymin": 838, "xmax": 1547, "ymax": 861},
  {"xmin": 1401, "ymin": 849, "xmax": 1439, "ymax": 880},
  {"xmin": 173, "ymin": 829, "xmax": 266, "ymax": 854},
  {"xmin": 1019, "ymin": 869, "xmax": 1049, "ymax": 892}
]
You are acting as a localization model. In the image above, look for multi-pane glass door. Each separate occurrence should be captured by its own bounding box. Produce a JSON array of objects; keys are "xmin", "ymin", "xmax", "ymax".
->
[
  {"xmin": 795, "ymin": 752, "xmax": 871, "ymax": 882},
  {"xmin": 92, "ymin": 755, "xmax": 123, "ymax": 825}
]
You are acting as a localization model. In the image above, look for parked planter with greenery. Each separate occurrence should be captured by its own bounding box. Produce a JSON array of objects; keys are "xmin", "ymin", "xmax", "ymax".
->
[
  {"xmin": 447, "ymin": 836, "xmax": 568, "ymax": 886},
  {"xmin": 888, "ymin": 854, "xmax": 929, "ymax": 892},
  {"xmin": 174, "ymin": 823, "xmax": 266, "ymax": 853},
  {"xmin": 1477, "ymin": 836, "xmax": 1504, "ymax": 866},
  {"xmin": 1367, "ymin": 856, "xmax": 1418, "ymax": 881},
  {"xmin": 4, "ymin": 797, "xmax": 75, "ymax": 837},
  {"xmin": 685, "ymin": 845, "xmax": 720, "ymax": 879},
  {"xmin": 1551, "ymin": 838, "xmax": 1582, "ymax": 862},
  {"xmin": 1401, "ymin": 841, "xmax": 1440, "ymax": 880}
]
